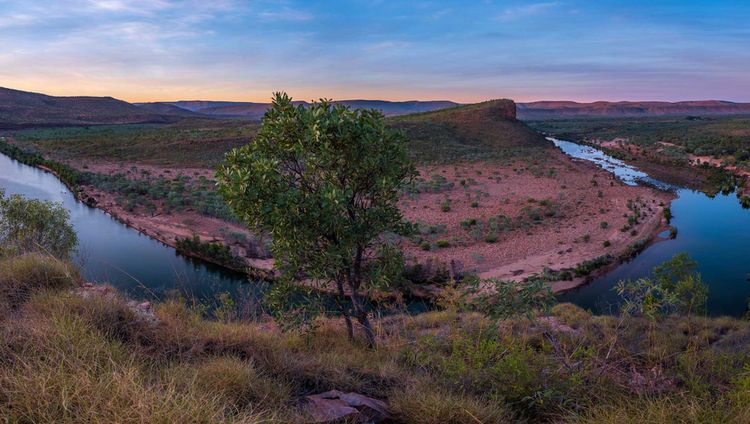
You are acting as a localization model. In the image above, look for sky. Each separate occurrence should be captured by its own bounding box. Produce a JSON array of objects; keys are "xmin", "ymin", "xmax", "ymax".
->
[{"xmin": 1, "ymin": 0, "xmax": 749, "ymax": 103}]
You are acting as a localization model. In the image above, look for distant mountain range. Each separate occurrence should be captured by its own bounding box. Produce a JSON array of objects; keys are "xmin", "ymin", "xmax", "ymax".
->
[
  {"xmin": 2, "ymin": 86, "xmax": 750, "ymax": 128},
  {"xmin": 136, "ymin": 100, "xmax": 461, "ymax": 120},
  {"xmin": 516, "ymin": 100, "xmax": 750, "ymax": 119},
  {"xmin": 0, "ymin": 87, "xmax": 175, "ymax": 128}
]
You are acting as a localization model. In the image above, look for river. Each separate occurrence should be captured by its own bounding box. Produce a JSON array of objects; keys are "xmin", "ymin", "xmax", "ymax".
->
[
  {"xmin": 551, "ymin": 137, "xmax": 750, "ymax": 316},
  {"xmin": 3, "ymin": 139, "xmax": 750, "ymax": 316},
  {"xmin": 0, "ymin": 152, "xmax": 264, "ymax": 306}
]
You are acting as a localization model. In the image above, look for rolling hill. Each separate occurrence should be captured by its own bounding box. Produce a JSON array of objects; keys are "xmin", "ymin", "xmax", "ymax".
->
[
  {"xmin": 0, "ymin": 87, "xmax": 174, "ymax": 128},
  {"xmin": 517, "ymin": 100, "xmax": 750, "ymax": 119},
  {"xmin": 388, "ymin": 99, "xmax": 548, "ymax": 163},
  {"xmin": 138, "ymin": 99, "xmax": 460, "ymax": 120}
]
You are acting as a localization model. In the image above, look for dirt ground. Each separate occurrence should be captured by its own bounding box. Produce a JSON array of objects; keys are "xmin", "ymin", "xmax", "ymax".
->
[
  {"xmin": 399, "ymin": 149, "xmax": 673, "ymax": 288},
  {"xmin": 63, "ymin": 147, "xmax": 673, "ymax": 291}
]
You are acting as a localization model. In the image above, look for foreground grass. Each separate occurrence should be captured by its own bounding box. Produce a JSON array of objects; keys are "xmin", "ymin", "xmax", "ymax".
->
[{"xmin": 2, "ymin": 254, "xmax": 750, "ymax": 423}]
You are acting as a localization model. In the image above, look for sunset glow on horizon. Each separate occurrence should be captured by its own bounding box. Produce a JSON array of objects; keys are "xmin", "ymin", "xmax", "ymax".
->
[{"xmin": 1, "ymin": 0, "xmax": 749, "ymax": 103}]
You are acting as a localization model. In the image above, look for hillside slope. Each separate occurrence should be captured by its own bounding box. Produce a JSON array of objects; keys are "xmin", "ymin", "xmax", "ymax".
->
[
  {"xmin": 388, "ymin": 99, "xmax": 548, "ymax": 162},
  {"xmin": 135, "ymin": 102, "xmax": 204, "ymax": 117},
  {"xmin": 518, "ymin": 100, "xmax": 750, "ymax": 119},
  {"xmin": 0, "ymin": 87, "xmax": 171, "ymax": 128},
  {"xmin": 142, "ymin": 99, "xmax": 461, "ymax": 120}
]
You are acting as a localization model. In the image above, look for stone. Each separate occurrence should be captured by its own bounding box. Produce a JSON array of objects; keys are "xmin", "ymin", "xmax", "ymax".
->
[{"xmin": 304, "ymin": 390, "xmax": 390, "ymax": 423}]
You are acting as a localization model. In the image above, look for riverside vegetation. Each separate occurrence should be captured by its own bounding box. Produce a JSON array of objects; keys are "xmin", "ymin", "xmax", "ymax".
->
[{"xmin": 2, "ymin": 96, "xmax": 750, "ymax": 423}]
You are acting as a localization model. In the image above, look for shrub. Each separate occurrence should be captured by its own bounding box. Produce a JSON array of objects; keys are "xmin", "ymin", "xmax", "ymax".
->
[
  {"xmin": 0, "ymin": 190, "xmax": 77, "ymax": 258},
  {"xmin": 600, "ymin": 221, "xmax": 608, "ymax": 229},
  {"xmin": 436, "ymin": 239, "xmax": 450, "ymax": 248},
  {"xmin": 663, "ymin": 207, "xmax": 673, "ymax": 223},
  {"xmin": 484, "ymin": 233, "xmax": 499, "ymax": 243},
  {"xmin": 574, "ymin": 254, "xmax": 614, "ymax": 277},
  {"xmin": 0, "ymin": 254, "xmax": 79, "ymax": 309},
  {"xmin": 175, "ymin": 234, "xmax": 245, "ymax": 270}
]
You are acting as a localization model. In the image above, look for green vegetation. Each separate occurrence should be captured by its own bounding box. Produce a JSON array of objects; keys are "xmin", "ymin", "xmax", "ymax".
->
[
  {"xmin": 0, "ymin": 189, "xmax": 77, "ymax": 258},
  {"xmin": 574, "ymin": 254, "xmax": 615, "ymax": 277},
  {"xmin": 435, "ymin": 239, "xmax": 451, "ymax": 248},
  {"xmin": 7, "ymin": 99, "xmax": 548, "ymax": 171},
  {"xmin": 11, "ymin": 120, "xmax": 259, "ymax": 168},
  {"xmin": 0, "ymin": 138, "xmax": 235, "ymax": 221},
  {"xmin": 527, "ymin": 115, "xmax": 750, "ymax": 168},
  {"xmin": 616, "ymin": 253, "xmax": 708, "ymax": 318},
  {"xmin": 389, "ymin": 100, "xmax": 549, "ymax": 163},
  {"xmin": 528, "ymin": 115, "xmax": 750, "ymax": 195},
  {"xmin": 217, "ymin": 93, "xmax": 416, "ymax": 346},
  {"xmin": 3, "ymin": 190, "xmax": 750, "ymax": 422},
  {"xmin": 175, "ymin": 234, "xmax": 245, "ymax": 270},
  {"xmin": 85, "ymin": 171, "xmax": 234, "ymax": 220},
  {"xmin": 0, "ymin": 138, "xmax": 83, "ymax": 186},
  {"xmin": 4, "ymin": 249, "xmax": 750, "ymax": 422}
]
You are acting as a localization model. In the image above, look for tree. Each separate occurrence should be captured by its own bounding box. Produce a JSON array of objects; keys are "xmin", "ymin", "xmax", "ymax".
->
[
  {"xmin": 0, "ymin": 189, "xmax": 78, "ymax": 258},
  {"xmin": 217, "ymin": 93, "xmax": 416, "ymax": 346},
  {"xmin": 615, "ymin": 253, "xmax": 707, "ymax": 319}
]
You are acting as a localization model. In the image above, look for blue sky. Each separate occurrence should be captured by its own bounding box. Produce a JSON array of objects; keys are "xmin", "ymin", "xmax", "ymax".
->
[{"xmin": 1, "ymin": 0, "xmax": 748, "ymax": 102}]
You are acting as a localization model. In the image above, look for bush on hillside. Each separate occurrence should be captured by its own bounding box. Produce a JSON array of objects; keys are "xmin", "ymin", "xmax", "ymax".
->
[{"xmin": 0, "ymin": 189, "xmax": 77, "ymax": 258}]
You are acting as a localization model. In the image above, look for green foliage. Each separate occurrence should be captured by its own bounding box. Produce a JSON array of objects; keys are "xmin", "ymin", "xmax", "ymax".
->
[
  {"xmin": 84, "ymin": 172, "xmax": 235, "ymax": 220},
  {"xmin": 12, "ymin": 120, "xmax": 259, "ymax": 168},
  {"xmin": 217, "ymin": 93, "xmax": 416, "ymax": 344},
  {"xmin": 175, "ymin": 234, "xmax": 245, "ymax": 270},
  {"xmin": 0, "ymin": 139, "xmax": 83, "ymax": 187},
  {"xmin": 389, "ymin": 99, "xmax": 548, "ymax": 164},
  {"xmin": 619, "ymin": 238, "xmax": 650, "ymax": 261},
  {"xmin": 616, "ymin": 253, "xmax": 708, "ymax": 318},
  {"xmin": 0, "ymin": 190, "xmax": 77, "ymax": 258},
  {"xmin": 663, "ymin": 207, "xmax": 673, "ymax": 223},
  {"xmin": 463, "ymin": 278, "xmax": 555, "ymax": 320},
  {"xmin": 574, "ymin": 254, "xmax": 614, "ymax": 277}
]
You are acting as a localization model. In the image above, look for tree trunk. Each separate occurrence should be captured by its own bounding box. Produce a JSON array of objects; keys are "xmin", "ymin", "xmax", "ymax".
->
[
  {"xmin": 335, "ymin": 277, "xmax": 354, "ymax": 342},
  {"xmin": 356, "ymin": 311, "xmax": 376, "ymax": 348},
  {"xmin": 347, "ymin": 246, "xmax": 376, "ymax": 348}
]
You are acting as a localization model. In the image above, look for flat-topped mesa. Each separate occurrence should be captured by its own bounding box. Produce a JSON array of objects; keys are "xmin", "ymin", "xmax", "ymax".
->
[
  {"xmin": 464, "ymin": 99, "xmax": 517, "ymax": 121},
  {"xmin": 388, "ymin": 99, "xmax": 544, "ymax": 162}
]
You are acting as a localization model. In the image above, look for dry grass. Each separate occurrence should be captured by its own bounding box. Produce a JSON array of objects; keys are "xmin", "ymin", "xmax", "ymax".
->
[
  {"xmin": 1, "ymin": 253, "xmax": 750, "ymax": 422},
  {"xmin": 0, "ymin": 253, "xmax": 80, "ymax": 311}
]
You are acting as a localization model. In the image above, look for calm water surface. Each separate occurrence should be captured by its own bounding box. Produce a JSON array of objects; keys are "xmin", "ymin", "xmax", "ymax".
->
[
  {"xmin": 0, "ymin": 152, "xmax": 262, "ymax": 304},
  {"xmin": 4, "ymin": 140, "xmax": 750, "ymax": 316},
  {"xmin": 552, "ymin": 137, "xmax": 750, "ymax": 316}
]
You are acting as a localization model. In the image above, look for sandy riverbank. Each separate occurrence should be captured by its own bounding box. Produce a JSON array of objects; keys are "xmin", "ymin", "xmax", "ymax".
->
[
  {"xmin": 30, "ymin": 145, "xmax": 672, "ymax": 294},
  {"xmin": 398, "ymin": 148, "xmax": 674, "ymax": 292}
]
